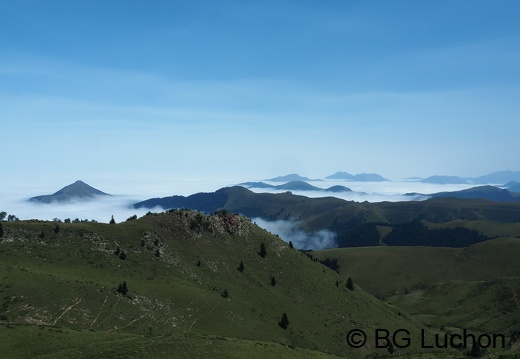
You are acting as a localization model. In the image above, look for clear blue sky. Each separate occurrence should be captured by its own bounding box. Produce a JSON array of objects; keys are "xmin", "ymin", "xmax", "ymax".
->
[{"xmin": 2, "ymin": 0, "xmax": 519, "ymax": 185}]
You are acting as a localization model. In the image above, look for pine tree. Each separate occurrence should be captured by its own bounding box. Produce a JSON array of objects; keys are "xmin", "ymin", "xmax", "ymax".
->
[
  {"xmin": 258, "ymin": 243, "xmax": 267, "ymax": 258},
  {"xmin": 196, "ymin": 260, "xmax": 201, "ymax": 267},
  {"xmin": 119, "ymin": 251, "xmax": 127, "ymax": 260},
  {"xmin": 221, "ymin": 289, "xmax": 229, "ymax": 298},
  {"xmin": 288, "ymin": 241, "xmax": 294, "ymax": 249},
  {"xmin": 278, "ymin": 312, "xmax": 289, "ymax": 329},
  {"xmin": 109, "ymin": 215, "xmax": 116, "ymax": 224},
  {"xmin": 271, "ymin": 276, "xmax": 276, "ymax": 286},
  {"xmin": 468, "ymin": 342, "xmax": 484, "ymax": 357},
  {"xmin": 346, "ymin": 277, "xmax": 354, "ymax": 291},
  {"xmin": 237, "ymin": 260, "xmax": 245, "ymax": 272},
  {"xmin": 0, "ymin": 222, "xmax": 3, "ymax": 238}
]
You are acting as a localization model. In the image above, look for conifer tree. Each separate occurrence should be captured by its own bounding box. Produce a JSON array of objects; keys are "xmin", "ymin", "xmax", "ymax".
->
[
  {"xmin": 221, "ymin": 289, "xmax": 229, "ymax": 298},
  {"xmin": 237, "ymin": 260, "xmax": 245, "ymax": 272},
  {"xmin": 109, "ymin": 215, "xmax": 116, "ymax": 224},
  {"xmin": 271, "ymin": 276, "xmax": 276, "ymax": 286},
  {"xmin": 346, "ymin": 277, "xmax": 354, "ymax": 291},
  {"xmin": 0, "ymin": 222, "xmax": 3, "ymax": 238},
  {"xmin": 288, "ymin": 241, "xmax": 294, "ymax": 249},
  {"xmin": 278, "ymin": 312, "xmax": 289, "ymax": 329},
  {"xmin": 258, "ymin": 243, "xmax": 267, "ymax": 258}
]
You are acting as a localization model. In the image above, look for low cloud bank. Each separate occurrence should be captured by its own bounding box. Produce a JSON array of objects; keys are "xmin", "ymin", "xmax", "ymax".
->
[
  {"xmin": 252, "ymin": 217, "xmax": 337, "ymax": 250},
  {"xmin": 0, "ymin": 195, "xmax": 157, "ymax": 224}
]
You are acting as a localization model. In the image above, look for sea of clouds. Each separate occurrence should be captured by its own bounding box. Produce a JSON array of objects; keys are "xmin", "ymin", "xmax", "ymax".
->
[{"xmin": 0, "ymin": 176, "xmax": 477, "ymax": 250}]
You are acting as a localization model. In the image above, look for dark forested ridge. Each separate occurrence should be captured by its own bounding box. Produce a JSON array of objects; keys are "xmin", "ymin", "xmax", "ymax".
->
[
  {"xmin": 382, "ymin": 219, "xmax": 492, "ymax": 247},
  {"xmin": 132, "ymin": 186, "xmax": 520, "ymax": 248}
]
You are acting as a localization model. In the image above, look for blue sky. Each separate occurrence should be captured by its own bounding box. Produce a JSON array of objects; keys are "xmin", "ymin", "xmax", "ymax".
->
[{"xmin": 2, "ymin": 0, "xmax": 520, "ymax": 189}]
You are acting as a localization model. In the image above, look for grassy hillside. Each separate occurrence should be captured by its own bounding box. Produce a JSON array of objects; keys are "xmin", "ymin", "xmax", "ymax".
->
[
  {"xmin": 312, "ymin": 238, "xmax": 520, "ymax": 336},
  {"xmin": 314, "ymin": 238, "xmax": 520, "ymax": 297},
  {"xmin": 387, "ymin": 277, "xmax": 520, "ymax": 334},
  {"xmin": 0, "ymin": 211, "xmax": 437, "ymax": 358}
]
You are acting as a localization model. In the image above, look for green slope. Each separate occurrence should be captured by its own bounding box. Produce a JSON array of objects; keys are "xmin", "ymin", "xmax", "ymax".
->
[
  {"xmin": 0, "ymin": 211, "xmax": 436, "ymax": 358},
  {"xmin": 312, "ymin": 238, "xmax": 520, "ymax": 336}
]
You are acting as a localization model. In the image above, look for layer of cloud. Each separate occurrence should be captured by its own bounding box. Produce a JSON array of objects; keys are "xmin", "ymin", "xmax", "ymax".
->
[{"xmin": 252, "ymin": 217, "xmax": 337, "ymax": 250}]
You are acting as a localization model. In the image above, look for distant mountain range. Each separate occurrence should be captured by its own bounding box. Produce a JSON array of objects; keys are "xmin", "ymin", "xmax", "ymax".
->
[
  {"xmin": 132, "ymin": 186, "xmax": 520, "ymax": 249},
  {"xmin": 29, "ymin": 180, "xmax": 110, "ymax": 203},
  {"xmin": 325, "ymin": 172, "xmax": 389, "ymax": 181},
  {"xmin": 420, "ymin": 175, "xmax": 469, "ymax": 184},
  {"xmin": 266, "ymin": 172, "xmax": 389, "ymax": 182},
  {"xmin": 405, "ymin": 185, "xmax": 520, "ymax": 202},
  {"xmin": 265, "ymin": 174, "xmax": 322, "ymax": 182},
  {"xmin": 418, "ymin": 170, "xmax": 520, "ymax": 184},
  {"xmin": 239, "ymin": 181, "xmax": 352, "ymax": 193},
  {"xmin": 429, "ymin": 185, "xmax": 520, "ymax": 202},
  {"xmin": 268, "ymin": 170, "xmax": 520, "ymax": 184}
]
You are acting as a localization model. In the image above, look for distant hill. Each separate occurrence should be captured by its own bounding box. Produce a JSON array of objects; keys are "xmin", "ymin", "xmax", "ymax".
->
[
  {"xmin": 325, "ymin": 171, "xmax": 354, "ymax": 180},
  {"xmin": 429, "ymin": 185, "xmax": 520, "ymax": 202},
  {"xmin": 326, "ymin": 172, "xmax": 389, "ymax": 181},
  {"xmin": 29, "ymin": 180, "xmax": 110, "ymax": 203},
  {"xmin": 472, "ymin": 170, "xmax": 520, "ymax": 184},
  {"xmin": 504, "ymin": 181, "xmax": 520, "ymax": 193},
  {"xmin": 275, "ymin": 181, "xmax": 321, "ymax": 191},
  {"xmin": 239, "ymin": 181, "xmax": 352, "ymax": 193},
  {"xmin": 325, "ymin": 185, "xmax": 352, "ymax": 193},
  {"xmin": 420, "ymin": 175, "xmax": 468, "ymax": 184},
  {"xmin": 265, "ymin": 173, "xmax": 321, "ymax": 182}
]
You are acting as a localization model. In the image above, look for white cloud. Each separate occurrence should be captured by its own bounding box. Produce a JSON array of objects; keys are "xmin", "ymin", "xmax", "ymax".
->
[{"xmin": 252, "ymin": 217, "xmax": 337, "ymax": 250}]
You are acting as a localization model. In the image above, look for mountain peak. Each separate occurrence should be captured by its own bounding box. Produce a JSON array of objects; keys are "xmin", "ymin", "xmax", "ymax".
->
[{"xmin": 29, "ymin": 180, "xmax": 110, "ymax": 204}]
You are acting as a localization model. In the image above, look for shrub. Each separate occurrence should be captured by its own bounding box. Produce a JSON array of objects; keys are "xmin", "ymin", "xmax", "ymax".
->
[{"xmin": 117, "ymin": 281, "xmax": 128, "ymax": 296}]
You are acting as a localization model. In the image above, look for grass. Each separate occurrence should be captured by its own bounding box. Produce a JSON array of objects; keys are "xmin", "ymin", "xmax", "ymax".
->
[
  {"xmin": 312, "ymin": 237, "xmax": 520, "ymax": 337},
  {"xmin": 313, "ymin": 237, "xmax": 520, "ymax": 298}
]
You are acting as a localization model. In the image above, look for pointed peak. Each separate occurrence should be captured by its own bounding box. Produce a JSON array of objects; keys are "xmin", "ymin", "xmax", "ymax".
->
[{"xmin": 29, "ymin": 180, "xmax": 110, "ymax": 203}]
